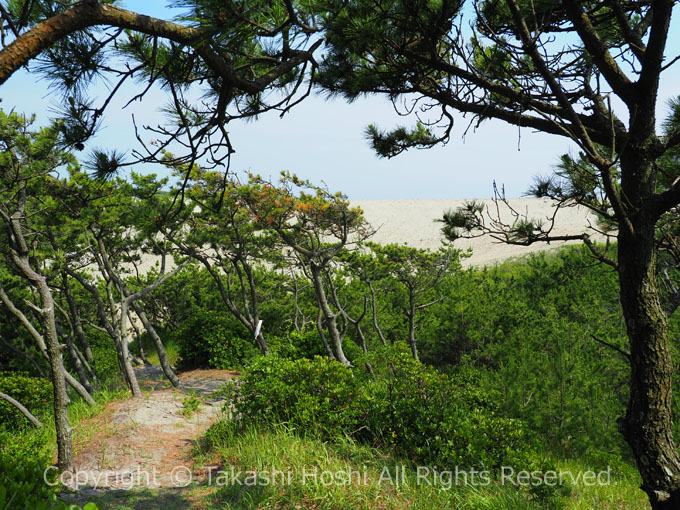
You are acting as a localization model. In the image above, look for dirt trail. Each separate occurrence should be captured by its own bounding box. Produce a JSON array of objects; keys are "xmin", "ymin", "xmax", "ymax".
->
[{"xmin": 65, "ymin": 367, "xmax": 237, "ymax": 494}]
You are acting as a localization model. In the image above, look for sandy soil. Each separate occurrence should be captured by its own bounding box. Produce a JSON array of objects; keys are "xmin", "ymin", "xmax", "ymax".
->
[
  {"xmin": 353, "ymin": 198, "xmax": 604, "ymax": 267},
  {"xmin": 64, "ymin": 368, "xmax": 237, "ymax": 494}
]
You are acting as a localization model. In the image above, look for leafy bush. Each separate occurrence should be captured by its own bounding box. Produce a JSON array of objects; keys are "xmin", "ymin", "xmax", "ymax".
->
[
  {"xmin": 267, "ymin": 329, "xmax": 364, "ymax": 362},
  {"xmin": 89, "ymin": 342, "xmax": 119, "ymax": 383},
  {"xmin": 419, "ymin": 246, "xmax": 634, "ymax": 459},
  {"xmin": 267, "ymin": 330, "xmax": 328, "ymax": 359},
  {"xmin": 228, "ymin": 348, "xmax": 540, "ymax": 471},
  {"xmin": 229, "ymin": 355, "xmax": 365, "ymax": 437},
  {"xmin": 362, "ymin": 347, "xmax": 536, "ymax": 469},
  {"xmin": 171, "ymin": 309, "xmax": 257, "ymax": 369},
  {"xmin": 0, "ymin": 372, "xmax": 52, "ymax": 430},
  {"xmin": 0, "ymin": 453, "xmax": 98, "ymax": 510}
]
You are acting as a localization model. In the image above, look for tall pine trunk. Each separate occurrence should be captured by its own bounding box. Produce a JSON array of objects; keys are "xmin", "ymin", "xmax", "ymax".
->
[
  {"xmin": 617, "ymin": 138, "xmax": 680, "ymax": 508},
  {"xmin": 619, "ymin": 224, "xmax": 680, "ymax": 508}
]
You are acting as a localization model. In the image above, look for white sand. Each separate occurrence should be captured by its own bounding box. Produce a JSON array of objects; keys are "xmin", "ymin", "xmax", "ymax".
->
[
  {"xmin": 128, "ymin": 198, "xmax": 604, "ymax": 273},
  {"xmin": 353, "ymin": 198, "xmax": 604, "ymax": 267}
]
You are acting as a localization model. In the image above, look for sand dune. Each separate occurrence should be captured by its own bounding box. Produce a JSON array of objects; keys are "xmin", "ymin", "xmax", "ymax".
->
[
  {"xmin": 129, "ymin": 198, "xmax": 605, "ymax": 275},
  {"xmin": 353, "ymin": 198, "xmax": 605, "ymax": 267}
]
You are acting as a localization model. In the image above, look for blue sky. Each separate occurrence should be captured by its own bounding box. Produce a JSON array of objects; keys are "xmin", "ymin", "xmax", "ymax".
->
[{"xmin": 0, "ymin": 1, "xmax": 678, "ymax": 200}]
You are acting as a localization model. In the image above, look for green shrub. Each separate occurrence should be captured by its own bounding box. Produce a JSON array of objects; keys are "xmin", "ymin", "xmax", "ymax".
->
[
  {"xmin": 228, "ymin": 348, "xmax": 540, "ymax": 471},
  {"xmin": 0, "ymin": 454, "xmax": 98, "ymax": 510},
  {"xmin": 268, "ymin": 329, "xmax": 362, "ymax": 360},
  {"xmin": 0, "ymin": 372, "xmax": 52, "ymax": 430},
  {"xmin": 172, "ymin": 309, "xmax": 257, "ymax": 369},
  {"xmin": 82, "ymin": 330, "xmax": 119, "ymax": 383},
  {"xmin": 229, "ymin": 355, "xmax": 365, "ymax": 437},
  {"xmin": 269, "ymin": 330, "xmax": 326, "ymax": 359},
  {"xmin": 0, "ymin": 427, "xmax": 51, "ymax": 466},
  {"xmin": 359, "ymin": 347, "xmax": 535, "ymax": 470}
]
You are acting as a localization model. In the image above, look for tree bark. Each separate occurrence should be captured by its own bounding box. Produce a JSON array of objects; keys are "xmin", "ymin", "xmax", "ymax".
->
[
  {"xmin": 0, "ymin": 284, "xmax": 95, "ymax": 405},
  {"xmin": 67, "ymin": 267, "xmax": 140, "ymax": 397},
  {"xmin": 9, "ymin": 245, "xmax": 73, "ymax": 468},
  {"xmin": 407, "ymin": 289, "xmax": 419, "ymax": 361},
  {"xmin": 62, "ymin": 272, "xmax": 95, "ymax": 366},
  {"xmin": 118, "ymin": 294, "xmax": 142, "ymax": 397},
  {"xmin": 56, "ymin": 322, "xmax": 93, "ymax": 394},
  {"xmin": 616, "ymin": 132, "xmax": 680, "ymax": 508},
  {"xmin": 128, "ymin": 311, "xmax": 151, "ymax": 365},
  {"xmin": 368, "ymin": 282, "xmax": 388, "ymax": 346},
  {"xmin": 618, "ymin": 220, "xmax": 680, "ymax": 509},
  {"xmin": 130, "ymin": 302, "xmax": 183, "ymax": 389},
  {"xmin": 310, "ymin": 264, "xmax": 350, "ymax": 366}
]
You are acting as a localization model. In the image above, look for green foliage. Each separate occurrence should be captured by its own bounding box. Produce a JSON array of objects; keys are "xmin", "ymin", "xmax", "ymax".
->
[
  {"xmin": 0, "ymin": 372, "xmax": 52, "ymax": 430},
  {"xmin": 0, "ymin": 456, "xmax": 58, "ymax": 510},
  {"xmin": 0, "ymin": 424, "xmax": 97, "ymax": 510},
  {"xmin": 85, "ymin": 329, "xmax": 120, "ymax": 383},
  {"xmin": 171, "ymin": 309, "xmax": 257, "ymax": 369},
  {"xmin": 359, "ymin": 347, "xmax": 537, "ymax": 470},
  {"xmin": 366, "ymin": 122, "xmax": 440, "ymax": 158},
  {"xmin": 228, "ymin": 349, "xmax": 540, "ymax": 471},
  {"xmin": 0, "ymin": 455, "xmax": 98, "ymax": 510},
  {"xmin": 267, "ymin": 330, "xmax": 329, "ymax": 359},
  {"xmin": 0, "ymin": 426, "xmax": 52, "ymax": 467},
  {"xmin": 229, "ymin": 355, "xmax": 364, "ymax": 437},
  {"xmin": 420, "ymin": 246, "xmax": 632, "ymax": 459},
  {"xmin": 180, "ymin": 394, "xmax": 202, "ymax": 419}
]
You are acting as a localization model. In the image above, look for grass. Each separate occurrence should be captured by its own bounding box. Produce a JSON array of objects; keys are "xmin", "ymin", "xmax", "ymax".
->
[
  {"xmin": 73, "ymin": 415, "xmax": 654, "ymax": 510},
  {"xmin": 186, "ymin": 420, "xmax": 650, "ymax": 510},
  {"xmin": 1, "ymin": 383, "xmax": 130, "ymax": 464},
  {"xmin": 558, "ymin": 459, "xmax": 649, "ymax": 510},
  {"xmin": 180, "ymin": 394, "xmax": 203, "ymax": 419},
  {"xmin": 137, "ymin": 334, "xmax": 181, "ymax": 368}
]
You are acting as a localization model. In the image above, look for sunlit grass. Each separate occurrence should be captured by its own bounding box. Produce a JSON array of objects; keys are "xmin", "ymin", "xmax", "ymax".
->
[
  {"xmin": 193, "ymin": 421, "xmax": 550, "ymax": 510},
  {"xmin": 8, "ymin": 384, "xmax": 131, "ymax": 462},
  {"xmin": 559, "ymin": 460, "xmax": 650, "ymax": 510},
  {"xmin": 137, "ymin": 334, "xmax": 181, "ymax": 368}
]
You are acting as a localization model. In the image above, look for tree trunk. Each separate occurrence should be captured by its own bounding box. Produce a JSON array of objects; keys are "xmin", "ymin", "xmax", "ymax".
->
[
  {"xmin": 618, "ymin": 218, "xmax": 680, "ymax": 509},
  {"xmin": 36, "ymin": 274, "xmax": 73, "ymax": 470},
  {"xmin": 407, "ymin": 290, "xmax": 419, "ymax": 361},
  {"xmin": 310, "ymin": 264, "xmax": 350, "ymax": 366},
  {"xmin": 4, "ymin": 208, "xmax": 74, "ymax": 468},
  {"xmin": 368, "ymin": 282, "xmax": 388, "ymax": 346},
  {"xmin": 56, "ymin": 323, "xmax": 93, "ymax": 394},
  {"xmin": 316, "ymin": 307, "xmax": 336, "ymax": 359},
  {"xmin": 62, "ymin": 272, "xmax": 95, "ymax": 365},
  {"xmin": 128, "ymin": 311, "xmax": 151, "ymax": 365},
  {"xmin": 130, "ymin": 302, "xmax": 183, "ymax": 389},
  {"xmin": 119, "ymin": 298, "xmax": 142, "ymax": 397}
]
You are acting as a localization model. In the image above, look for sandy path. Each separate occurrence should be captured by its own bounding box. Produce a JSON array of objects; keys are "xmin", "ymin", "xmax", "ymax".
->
[{"xmin": 64, "ymin": 367, "xmax": 237, "ymax": 494}]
